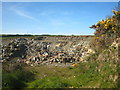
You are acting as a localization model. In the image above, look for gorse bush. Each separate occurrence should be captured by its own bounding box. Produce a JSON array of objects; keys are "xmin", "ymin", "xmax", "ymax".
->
[{"xmin": 90, "ymin": 10, "xmax": 120, "ymax": 49}]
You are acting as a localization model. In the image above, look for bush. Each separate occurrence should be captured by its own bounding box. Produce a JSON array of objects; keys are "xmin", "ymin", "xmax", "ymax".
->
[{"xmin": 90, "ymin": 10, "xmax": 120, "ymax": 49}]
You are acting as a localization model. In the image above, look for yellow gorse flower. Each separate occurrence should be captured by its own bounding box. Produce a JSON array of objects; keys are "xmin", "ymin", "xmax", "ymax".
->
[
  {"xmin": 112, "ymin": 10, "xmax": 115, "ymax": 12},
  {"xmin": 73, "ymin": 64, "xmax": 78, "ymax": 67},
  {"xmin": 101, "ymin": 19, "xmax": 106, "ymax": 24},
  {"xmin": 112, "ymin": 10, "xmax": 120, "ymax": 15},
  {"xmin": 104, "ymin": 24, "xmax": 109, "ymax": 29},
  {"xmin": 101, "ymin": 34, "xmax": 105, "ymax": 37},
  {"xmin": 112, "ymin": 27, "xmax": 115, "ymax": 30},
  {"xmin": 94, "ymin": 36, "xmax": 99, "ymax": 39},
  {"xmin": 104, "ymin": 24, "xmax": 108, "ymax": 27},
  {"xmin": 96, "ymin": 26, "xmax": 99, "ymax": 28}
]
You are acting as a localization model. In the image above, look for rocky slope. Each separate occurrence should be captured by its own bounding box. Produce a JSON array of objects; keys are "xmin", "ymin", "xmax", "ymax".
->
[{"xmin": 1, "ymin": 36, "xmax": 95, "ymax": 66}]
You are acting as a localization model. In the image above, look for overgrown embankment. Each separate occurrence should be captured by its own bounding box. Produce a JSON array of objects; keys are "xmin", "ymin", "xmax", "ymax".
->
[{"xmin": 2, "ymin": 60, "xmax": 118, "ymax": 88}]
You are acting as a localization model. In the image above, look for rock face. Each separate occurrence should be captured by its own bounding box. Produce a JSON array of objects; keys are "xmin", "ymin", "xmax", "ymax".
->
[{"xmin": 1, "ymin": 36, "xmax": 95, "ymax": 66}]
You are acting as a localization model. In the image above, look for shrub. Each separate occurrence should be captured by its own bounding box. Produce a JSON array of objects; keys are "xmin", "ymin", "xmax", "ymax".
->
[{"xmin": 90, "ymin": 10, "xmax": 120, "ymax": 49}]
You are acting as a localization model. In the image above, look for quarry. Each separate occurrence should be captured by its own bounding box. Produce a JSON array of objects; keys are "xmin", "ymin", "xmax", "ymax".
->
[{"xmin": 0, "ymin": 35, "xmax": 95, "ymax": 66}]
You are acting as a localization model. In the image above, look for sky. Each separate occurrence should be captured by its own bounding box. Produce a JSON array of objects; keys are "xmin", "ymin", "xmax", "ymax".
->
[{"xmin": 2, "ymin": 2, "xmax": 118, "ymax": 35}]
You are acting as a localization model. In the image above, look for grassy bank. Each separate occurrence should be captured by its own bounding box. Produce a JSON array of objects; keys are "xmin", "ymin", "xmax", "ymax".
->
[{"xmin": 2, "ymin": 60, "xmax": 119, "ymax": 89}]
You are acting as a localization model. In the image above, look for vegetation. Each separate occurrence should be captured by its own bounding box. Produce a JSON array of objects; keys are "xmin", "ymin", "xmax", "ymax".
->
[
  {"xmin": 2, "ymin": 60, "xmax": 118, "ymax": 89},
  {"xmin": 88, "ymin": 3, "xmax": 120, "ymax": 88},
  {"xmin": 0, "ymin": 34, "xmax": 34, "ymax": 40},
  {"xmin": 90, "ymin": 9, "xmax": 120, "ymax": 50},
  {"xmin": 2, "ymin": 64, "xmax": 35, "ymax": 89}
]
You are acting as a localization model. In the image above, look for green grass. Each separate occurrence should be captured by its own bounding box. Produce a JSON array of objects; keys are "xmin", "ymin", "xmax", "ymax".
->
[
  {"xmin": 2, "ymin": 68, "xmax": 35, "ymax": 89},
  {"xmin": 26, "ymin": 60, "xmax": 118, "ymax": 88},
  {"xmin": 0, "ymin": 37, "xmax": 16, "ymax": 40},
  {"xmin": 27, "ymin": 77, "xmax": 70, "ymax": 88},
  {"xmin": 2, "ymin": 59, "xmax": 119, "ymax": 89}
]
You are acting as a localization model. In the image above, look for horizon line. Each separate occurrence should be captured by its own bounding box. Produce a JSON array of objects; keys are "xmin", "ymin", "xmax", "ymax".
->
[
  {"xmin": 0, "ymin": 33, "xmax": 94, "ymax": 36},
  {"xmin": 1, "ymin": 0, "xmax": 119, "ymax": 2}
]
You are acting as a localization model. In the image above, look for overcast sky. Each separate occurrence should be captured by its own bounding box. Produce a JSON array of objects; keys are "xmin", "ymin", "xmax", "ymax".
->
[{"xmin": 2, "ymin": 2, "xmax": 118, "ymax": 35}]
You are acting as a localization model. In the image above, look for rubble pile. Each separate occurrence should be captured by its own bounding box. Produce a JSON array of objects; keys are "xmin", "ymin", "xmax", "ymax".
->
[
  {"xmin": 1, "ymin": 38, "xmax": 28, "ymax": 61},
  {"xmin": 1, "ymin": 36, "xmax": 95, "ymax": 66}
]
